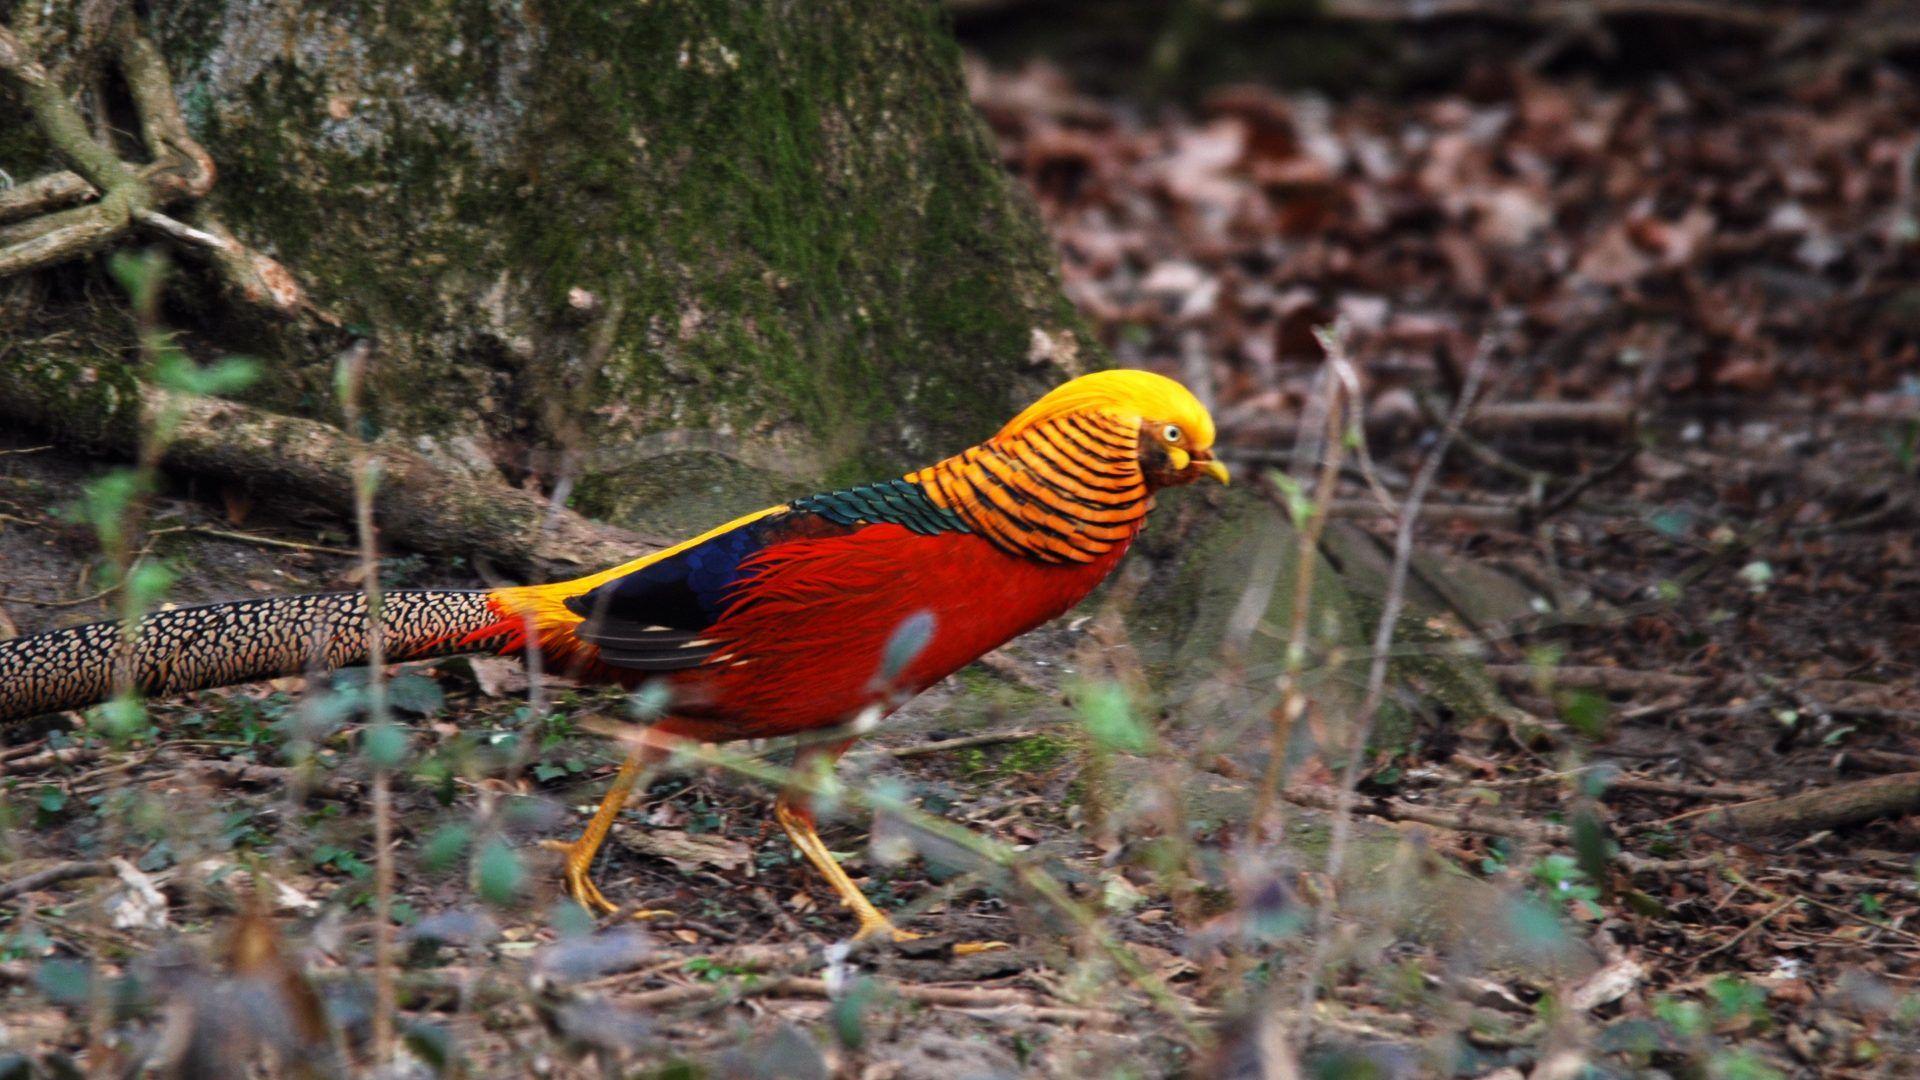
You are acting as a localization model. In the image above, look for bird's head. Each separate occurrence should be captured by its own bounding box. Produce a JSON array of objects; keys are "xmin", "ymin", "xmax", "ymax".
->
[{"xmin": 996, "ymin": 369, "xmax": 1230, "ymax": 489}]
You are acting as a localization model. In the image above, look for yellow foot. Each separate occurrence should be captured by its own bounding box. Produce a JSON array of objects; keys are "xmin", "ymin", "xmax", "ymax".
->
[
  {"xmin": 541, "ymin": 838, "xmax": 617, "ymax": 916},
  {"xmin": 854, "ymin": 915, "xmax": 921, "ymax": 944},
  {"xmin": 854, "ymin": 916, "xmax": 1008, "ymax": 955}
]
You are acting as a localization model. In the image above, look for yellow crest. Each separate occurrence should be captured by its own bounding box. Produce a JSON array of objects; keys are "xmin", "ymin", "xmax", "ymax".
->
[{"xmin": 995, "ymin": 370, "xmax": 1217, "ymax": 447}]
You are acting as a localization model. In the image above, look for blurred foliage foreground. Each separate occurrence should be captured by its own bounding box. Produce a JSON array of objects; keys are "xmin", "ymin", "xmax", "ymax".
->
[{"xmin": 0, "ymin": 264, "xmax": 1810, "ymax": 1080}]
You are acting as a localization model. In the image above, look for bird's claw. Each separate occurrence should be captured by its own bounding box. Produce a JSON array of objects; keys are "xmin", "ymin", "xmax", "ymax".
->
[
  {"xmin": 854, "ymin": 916, "xmax": 1008, "ymax": 955},
  {"xmin": 543, "ymin": 838, "xmax": 617, "ymax": 916}
]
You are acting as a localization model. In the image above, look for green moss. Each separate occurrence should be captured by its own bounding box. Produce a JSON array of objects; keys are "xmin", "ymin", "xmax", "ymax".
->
[
  {"xmin": 996, "ymin": 733, "xmax": 1070, "ymax": 776},
  {"xmin": 58, "ymin": 0, "xmax": 1098, "ymax": 534}
]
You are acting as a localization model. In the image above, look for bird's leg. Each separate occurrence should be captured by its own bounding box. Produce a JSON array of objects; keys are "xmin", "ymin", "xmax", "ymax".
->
[
  {"xmin": 546, "ymin": 724, "xmax": 689, "ymax": 917},
  {"xmin": 547, "ymin": 745, "xmax": 654, "ymax": 915},
  {"xmin": 774, "ymin": 739, "xmax": 912, "ymax": 943},
  {"xmin": 776, "ymin": 739, "xmax": 1006, "ymax": 954}
]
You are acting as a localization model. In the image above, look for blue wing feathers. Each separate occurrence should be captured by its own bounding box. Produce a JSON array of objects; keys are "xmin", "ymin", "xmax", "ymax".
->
[{"xmin": 568, "ymin": 478, "xmax": 964, "ymax": 671}]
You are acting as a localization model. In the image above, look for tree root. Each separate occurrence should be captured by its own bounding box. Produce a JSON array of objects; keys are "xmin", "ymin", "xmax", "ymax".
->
[
  {"xmin": 0, "ymin": 16, "xmax": 326, "ymax": 323},
  {"xmin": 0, "ymin": 348, "xmax": 660, "ymax": 577}
]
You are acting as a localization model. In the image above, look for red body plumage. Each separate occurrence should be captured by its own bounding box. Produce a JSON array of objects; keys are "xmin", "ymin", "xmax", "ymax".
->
[{"xmin": 481, "ymin": 523, "xmax": 1136, "ymax": 740}]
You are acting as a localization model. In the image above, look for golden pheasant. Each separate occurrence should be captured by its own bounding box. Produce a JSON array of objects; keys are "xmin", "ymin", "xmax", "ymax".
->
[{"xmin": 0, "ymin": 370, "xmax": 1226, "ymax": 941}]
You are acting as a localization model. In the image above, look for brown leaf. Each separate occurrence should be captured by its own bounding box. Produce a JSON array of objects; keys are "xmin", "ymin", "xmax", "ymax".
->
[{"xmin": 616, "ymin": 829, "xmax": 753, "ymax": 873}]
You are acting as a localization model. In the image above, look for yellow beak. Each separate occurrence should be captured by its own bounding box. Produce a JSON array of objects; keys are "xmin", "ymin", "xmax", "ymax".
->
[{"xmin": 1198, "ymin": 455, "xmax": 1230, "ymax": 486}]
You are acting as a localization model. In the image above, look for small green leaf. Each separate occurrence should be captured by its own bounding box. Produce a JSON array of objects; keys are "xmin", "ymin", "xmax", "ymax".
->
[
  {"xmin": 387, "ymin": 674, "xmax": 445, "ymax": 717},
  {"xmin": 421, "ymin": 823, "xmax": 471, "ymax": 873},
  {"xmin": 362, "ymin": 722, "xmax": 410, "ymax": 769},
  {"xmin": 475, "ymin": 837, "xmax": 525, "ymax": 906},
  {"xmin": 628, "ymin": 682, "xmax": 672, "ymax": 720},
  {"xmin": 34, "ymin": 959, "xmax": 91, "ymax": 1006},
  {"xmin": 1077, "ymin": 681, "xmax": 1149, "ymax": 754},
  {"xmin": 1647, "ymin": 509, "xmax": 1693, "ymax": 538},
  {"xmin": 1267, "ymin": 471, "xmax": 1316, "ymax": 529},
  {"xmin": 1558, "ymin": 689, "xmax": 1611, "ymax": 740},
  {"xmin": 879, "ymin": 610, "xmax": 936, "ymax": 682},
  {"xmin": 108, "ymin": 249, "xmax": 166, "ymax": 309},
  {"xmin": 124, "ymin": 560, "xmax": 176, "ymax": 611},
  {"xmin": 152, "ymin": 353, "xmax": 259, "ymax": 397},
  {"xmin": 92, "ymin": 697, "xmax": 149, "ymax": 742}
]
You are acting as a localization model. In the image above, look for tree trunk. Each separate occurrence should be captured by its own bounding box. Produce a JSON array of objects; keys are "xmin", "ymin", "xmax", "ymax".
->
[{"xmin": 0, "ymin": 0, "xmax": 1090, "ymax": 546}]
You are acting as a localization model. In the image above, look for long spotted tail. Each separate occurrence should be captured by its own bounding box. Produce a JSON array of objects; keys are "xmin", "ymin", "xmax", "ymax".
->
[{"xmin": 0, "ymin": 590, "xmax": 518, "ymax": 723}]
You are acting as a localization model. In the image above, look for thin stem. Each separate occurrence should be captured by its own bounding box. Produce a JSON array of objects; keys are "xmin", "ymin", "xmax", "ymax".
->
[
  {"xmin": 1290, "ymin": 330, "xmax": 1495, "ymax": 1036},
  {"xmin": 338, "ymin": 345, "xmax": 397, "ymax": 1064}
]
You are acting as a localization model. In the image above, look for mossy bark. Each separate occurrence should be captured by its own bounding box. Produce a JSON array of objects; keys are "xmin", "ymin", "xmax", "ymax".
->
[{"xmin": 2, "ymin": 0, "xmax": 1090, "ymax": 539}]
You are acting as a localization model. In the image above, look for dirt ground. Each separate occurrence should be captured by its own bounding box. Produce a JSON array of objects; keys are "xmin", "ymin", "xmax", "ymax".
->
[{"xmin": 7, "ymin": 28, "xmax": 1920, "ymax": 1080}]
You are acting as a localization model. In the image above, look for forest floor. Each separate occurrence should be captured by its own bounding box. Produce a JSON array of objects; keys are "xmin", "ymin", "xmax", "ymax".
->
[{"xmin": 5, "ymin": 35, "xmax": 1920, "ymax": 1080}]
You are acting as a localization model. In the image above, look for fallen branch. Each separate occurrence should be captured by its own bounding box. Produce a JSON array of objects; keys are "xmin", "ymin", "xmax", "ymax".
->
[
  {"xmin": 0, "ymin": 351, "xmax": 658, "ymax": 575},
  {"xmin": 620, "ymin": 973, "xmax": 1125, "ymax": 1023},
  {"xmin": 1487, "ymin": 664, "xmax": 1702, "ymax": 697},
  {"xmin": 1324, "ymin": 0, "xmax": 1787, "ymax": 32},
  {"xmin": 1666, "ymin": 771, "xmax": 1920, "ymax": 837},
  {"xmin": 0, "ymin": 860, "xmax": 115, "ymax": 901}
]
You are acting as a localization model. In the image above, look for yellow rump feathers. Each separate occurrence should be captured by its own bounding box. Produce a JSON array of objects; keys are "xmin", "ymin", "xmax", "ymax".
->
[{"xmin": 995, "ymin": 369, "xmax": 1217, "ymax": 448}]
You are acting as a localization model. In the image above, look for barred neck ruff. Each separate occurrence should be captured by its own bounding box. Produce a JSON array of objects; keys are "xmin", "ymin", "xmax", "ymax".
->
[{"xmin": 905, "ymin": 410, "xmax": 1149, "ymax": 564}]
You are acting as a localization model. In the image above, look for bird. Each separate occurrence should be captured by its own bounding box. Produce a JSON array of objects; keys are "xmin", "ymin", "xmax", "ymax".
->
[{"xmin": 0, "ymin": 369, "xmax": 1227, "ymax": 943}]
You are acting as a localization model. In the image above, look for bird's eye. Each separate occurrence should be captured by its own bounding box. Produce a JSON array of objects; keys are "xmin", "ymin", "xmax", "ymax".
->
[{"xmin": 1162, "ymin": 424, "xmax": 1183, "ymax": 444}]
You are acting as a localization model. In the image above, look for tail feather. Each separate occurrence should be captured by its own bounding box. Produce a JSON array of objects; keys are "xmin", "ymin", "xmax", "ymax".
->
[{"xmin": 0, "ymin": 589, "xmax": 513, "ymax": 723}]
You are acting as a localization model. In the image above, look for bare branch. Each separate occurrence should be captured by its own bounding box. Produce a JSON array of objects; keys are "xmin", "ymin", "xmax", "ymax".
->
[
  {"xmin": 0, "ymin": 170, "xmax": 97, "ymax": 224},
  {"xmin": 0, "ymin": 190, "xmax": 136, "ymax": 277}
]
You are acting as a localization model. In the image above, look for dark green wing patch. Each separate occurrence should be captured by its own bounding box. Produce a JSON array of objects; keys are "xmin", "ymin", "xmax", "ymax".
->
[{"xmin": 788, "ymin": 478, "xmax": 969, "ymax": 536}]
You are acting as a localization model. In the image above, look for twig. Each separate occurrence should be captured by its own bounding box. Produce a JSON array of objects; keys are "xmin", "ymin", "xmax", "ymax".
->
[
  {"xmin": 0, "ymin": 738, "xmax": 49, "ymax": 763},
  {"xmin": 0, "ymin": 860, "xmax": 116, "ymax": 901},
  {"xmin": 187, "ymin": 525, "xmax": 359, "ymax": 557},
  {"xmin": 0, "ymin": 744, "xmax": 103, "ymax": 774},
  {"xmin": 0, "ymin": 173, "xmax": 94, "ymax": 224},
  {"xmin": 1253, "ymin": 337, "xmax": 1350, "ymax": 833},
  {"xmin": 1532, "ymin": 450, "xmax": 1637, "ymax": 525},
  {"xmin": 1282, "ymin": 783, "xmax": 1568, "ymax": 846},
  {"xmin": 1475, "ymin": 767, "xmax": 1766, "ymax": 802},
  {"xmin": 1725, "ymin": 868, "xmax": 1920, "ymax": 949},
  {"xmin": 340, "ymin": 344, "xmax": 398, "ymax": 1066},
  {"xmin": 854, "ymin": 728, "xmax": 1044, "ymax": 760},
  {"xmin": 1695, "ymin": 894, "xmax": 1798, "ymax": 961},
  {"xmin": 1280, "ymin": 783, "xmax": 1720, "ymax": 877},
  {"xmin": 1487, "ymin": 664, "xmax": 1901, "ymax": 708},
  {"xmin": 1294, "ymin": 330, "xmax": 1492, "ymax": 1032}
]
